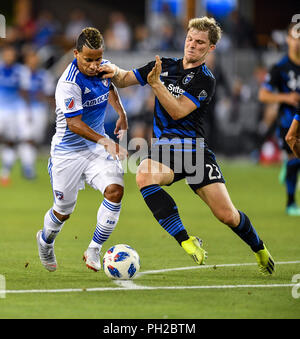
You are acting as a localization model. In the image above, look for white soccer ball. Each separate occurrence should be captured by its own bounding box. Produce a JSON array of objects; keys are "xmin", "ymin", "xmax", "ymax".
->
[{"xmin": 103, "ymin": 244, "xmax": 140, "ymax": 280}]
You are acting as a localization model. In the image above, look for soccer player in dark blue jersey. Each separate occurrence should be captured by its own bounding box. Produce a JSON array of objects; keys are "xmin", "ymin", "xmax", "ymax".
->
[
  {"xmin": 100, "ymin": 16, "xmax": 274, "ymax": 275},
  {"xmin": 259, "ymin": 22, "xmax": 300, "ymax": 216}
]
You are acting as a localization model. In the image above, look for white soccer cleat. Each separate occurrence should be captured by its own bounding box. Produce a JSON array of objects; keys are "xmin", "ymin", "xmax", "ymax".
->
[
  {"xmin": 36, "ymin": 230, "xmax": 57, "ymax": 272},
  {"xmin": 83, "ymin": 247, "xmax": 101, "ymax": 272}
]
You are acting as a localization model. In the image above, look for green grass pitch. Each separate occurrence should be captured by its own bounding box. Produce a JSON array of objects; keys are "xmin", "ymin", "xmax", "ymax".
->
[{"xmin": 0, "ymin": 157, "xmax": 300, "ymax": 319}]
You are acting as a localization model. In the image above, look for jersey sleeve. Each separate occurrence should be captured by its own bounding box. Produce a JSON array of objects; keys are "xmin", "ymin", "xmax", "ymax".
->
[
  {"xmin": 182, "ymin": 74, "xmax": 216, "ymax": 108},
  {"xmin": 132, "ymin": 60, "xmax": 155, "ymax": 86},
  {"xmin": 262, "ymin": 65, "xmax": 281, "ymax": 92},
  {"xmin": 56, "ymin": 82, "xmax": 83, "ymax": 118}
]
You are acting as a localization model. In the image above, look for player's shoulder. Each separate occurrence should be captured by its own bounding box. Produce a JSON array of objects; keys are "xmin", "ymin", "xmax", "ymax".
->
[
  {"xmin": 58, "ymin": 60, "xmax": 82, "ymax": 90},
  {"xmin": 161, "ymin": 57, "xmax": 181, "ymax": 65},
  {"xmin": 269, "ymin": 55, "xmax": 289, "ymax": 72},
  {"xmin": 60, "ymin": 60, "xmax": 81, "ymax": 84},
  {"xmin": 198, "ymin": 63, "xmax": 215, "ymax": 80},
  {"xmin": 276, "ymin": 55, "xmax": 289, "ymax": 67}
]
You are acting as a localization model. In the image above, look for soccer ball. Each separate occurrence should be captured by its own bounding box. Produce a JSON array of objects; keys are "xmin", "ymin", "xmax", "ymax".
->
[{"xmin": 103, "ymin": 244, "xmax": 140, "ymax": 280}]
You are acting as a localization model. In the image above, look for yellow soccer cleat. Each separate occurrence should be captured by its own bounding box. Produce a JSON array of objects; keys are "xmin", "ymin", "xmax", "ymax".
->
[
  {"xmin": 254, "ymin": 245, "xmax": 275, "ymax": 275},
  {"xmin": 181, "ymin": 236, "xmax": 207, "ymax": 265}
]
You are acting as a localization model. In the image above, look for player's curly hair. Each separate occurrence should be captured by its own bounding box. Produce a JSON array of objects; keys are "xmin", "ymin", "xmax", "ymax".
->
[
  {"xmin": 188, "ymin": 16, "xmax": 222, "ymax": 45},
  {"xmin": 76, "ymin": 27, "xmax": 104, "ymax": 51}
]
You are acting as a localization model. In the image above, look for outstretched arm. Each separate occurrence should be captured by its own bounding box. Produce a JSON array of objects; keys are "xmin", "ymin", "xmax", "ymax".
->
[{"xmin": 98, "ymin": 64, "xmax": 139, "ymax": 88}]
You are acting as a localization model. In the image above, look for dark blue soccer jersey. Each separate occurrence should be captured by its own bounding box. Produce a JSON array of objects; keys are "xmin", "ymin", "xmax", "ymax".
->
[
  {"xmin": 263, "ymin": 55, "xmax": 300, "ymax": 128},
  {"xmin": 133, "ymin": 57, "xmax": 216, "ymax": 143}
]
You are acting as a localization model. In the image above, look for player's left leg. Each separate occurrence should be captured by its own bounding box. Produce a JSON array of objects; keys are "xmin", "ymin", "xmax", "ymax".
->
[
  {"xmin": 83, "ymin": 154, "xmax": 124, "ymax": 271},
  {"xmin": 195, "ymin": 182, "xmax": 275, "ymax": 275},
  {"xmin": 136, "ymin": 158, "xmax": 207, "ymax": 265}
]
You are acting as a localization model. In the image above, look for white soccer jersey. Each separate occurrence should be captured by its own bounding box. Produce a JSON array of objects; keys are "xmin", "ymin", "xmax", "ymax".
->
[{"xmin": 51, "ymin": 58, "xmax": 112, "ymax": 158}]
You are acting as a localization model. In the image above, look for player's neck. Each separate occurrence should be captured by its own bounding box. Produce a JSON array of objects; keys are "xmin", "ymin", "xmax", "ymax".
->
[
  {"xmin": 288, "ymin": 51, "xmax": 300, "ymax": 66},
  {"xmin": 182, "ymin": 57, "xmax": 205, "ymax": 69}
]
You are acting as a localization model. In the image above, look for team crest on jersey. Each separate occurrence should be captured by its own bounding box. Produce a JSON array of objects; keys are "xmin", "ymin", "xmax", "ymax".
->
[
  {"xmin": 101, "ymin": 79, "xmax": 109, "ymax": 87},
  {"xmin": 64, "ymin": 97, "xmax": 75, "ymax": 110},
  {"xmin": 182, "ymin": 72, "xmax": 195, "ymax": 85},
  {"xmin": 54, "ymin": 190, "xmax": 64, "ymax": 200}
]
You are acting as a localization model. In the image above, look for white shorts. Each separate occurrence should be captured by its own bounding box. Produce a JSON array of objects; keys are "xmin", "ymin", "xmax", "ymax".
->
[{"xmin": 48, "ymin": 148, "xmax": 124, "ymax": 215}]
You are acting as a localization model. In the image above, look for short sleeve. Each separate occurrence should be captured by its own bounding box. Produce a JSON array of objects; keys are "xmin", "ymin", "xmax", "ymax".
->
[
  {"xmin": 56, "ymin": 82, "xmax": 83, "ymax": 117},
  {"xmin": 133, "ymin": 60, "xmax": 155, "ymax": 86}
]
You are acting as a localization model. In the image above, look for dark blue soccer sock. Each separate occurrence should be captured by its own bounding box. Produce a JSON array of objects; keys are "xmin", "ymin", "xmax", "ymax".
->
[
  {"xmin": 140, "ymin": 185, "xmax": 189, "ymax": 244},
  {"xmin": 231, "ymin": 211, "xmax": 264, "ymax": 252},
  {"xmin": 286, "ymin": 159, "xmax": 300, "ymax": 207}
]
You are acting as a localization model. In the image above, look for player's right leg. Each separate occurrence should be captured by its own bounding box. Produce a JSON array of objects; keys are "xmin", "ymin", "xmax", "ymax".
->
[
  {"xmin": 37, "ymin": 157, "xmax": 81, "ymax": 271},
  {"xmin": 136, "ymin": 158, "xmax": 207, "ymax": 265},
  {"xmin": 195, "ymin": 182, "xmax": 275, "ymax": 275},
  {"xmin": 36, "ymin": 209, "xmax": 69, "ymax": 272},
  {"xmin": 83, "ymin": 150, "xmax": 125, "ymax": 272}
]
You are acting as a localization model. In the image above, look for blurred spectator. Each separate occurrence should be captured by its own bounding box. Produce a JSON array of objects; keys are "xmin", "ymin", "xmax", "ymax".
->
[
  {"xmin": 0, "ymin": 45, "xmax": 31, "ymax": 185},
  {"xmin": 104, "ymin": 12, "xmax": 132, "ymax": 51},
  {"xmin": 132, "ymin": 24, "xmax": 156, "ymax": 52},
  {"xmin": 148, "ymin": 2, "xmax": 184, "ymax": 50},
  {"xmin": 222, "ymin": 10, "xmax": 257, "ymax": 49},
  {"xmin": 21, "ymin": 48, "xmax": 56, "ymax": 178},
  {"xmin": 205, "ymin": 52, "xmax": 232, "ymax": 151},
  {"xmin": 64, "ymin": 9, "xmax": 92, "ymax": 48},
  {"xmin": 33, "ymin": 10, "xmax": 61, "ymax": 49}
]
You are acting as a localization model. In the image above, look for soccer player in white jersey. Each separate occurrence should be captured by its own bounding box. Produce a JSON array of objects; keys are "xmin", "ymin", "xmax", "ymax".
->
[
  {"xmin": 0, "ymin": 45, "xmax": 30, "ymax": 186},
  {"xmin": 21, "ymin": 49, "xmax": 56, "ymax": 179},
  {"xmin": 36, "ymin": 27, "xmax": 128, "ymax": 272}
]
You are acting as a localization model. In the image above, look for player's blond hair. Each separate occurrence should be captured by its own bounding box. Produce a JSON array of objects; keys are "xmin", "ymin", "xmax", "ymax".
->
[
  {"xmin": 187, "ymin": 17, "xmax": 222, "ymax": 45},
  {"xmin": 76, "ymin": 27, "xmax": 104, "ymax": 51}
]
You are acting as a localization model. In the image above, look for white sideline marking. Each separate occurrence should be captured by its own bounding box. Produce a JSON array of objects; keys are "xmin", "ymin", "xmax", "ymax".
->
[
  {"xmin": 137, "ymin": 260, "xmax": 300, "ymax": 276},
  {"xmin": 4, "ymin": 261, "xmax": 300, "ymax": 295}
]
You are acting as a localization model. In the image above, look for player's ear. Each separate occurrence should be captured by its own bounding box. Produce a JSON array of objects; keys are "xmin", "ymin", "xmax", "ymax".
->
[
  {"xmin": 209, "ymin": 45, "xmax": 216, "ymax": 53},
  {"xmin": 74, "ymin": 49, "xmax": 79, "ymax": 58}
]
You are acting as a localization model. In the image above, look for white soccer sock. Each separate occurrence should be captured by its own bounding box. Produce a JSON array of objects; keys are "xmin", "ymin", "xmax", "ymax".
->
[
  {"xmin": 89, "ymin": 199, "xmax": 121, "ymax": 250},
  {"xmin": 41, "ymin": 208, "xmax": 65, "ymax": 245}
]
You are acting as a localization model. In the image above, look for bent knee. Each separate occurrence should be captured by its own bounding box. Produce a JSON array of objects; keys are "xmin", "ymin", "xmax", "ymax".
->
[
  {"xmin": 53, "ymin": 210, "xmax": 70, "ymax": 222},
  {"xmin": 136, "ymin": 171, "xmax": 151, "ymax": 189},
  {"xmin": 104, "ymin": 184, "xmax": 124, "ymax": 203},
  {"xmin": 215, "ymin": 208, "xmax": 239, "ymax": 227}
]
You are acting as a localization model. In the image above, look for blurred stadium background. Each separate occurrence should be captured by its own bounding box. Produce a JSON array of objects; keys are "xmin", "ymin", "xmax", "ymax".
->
[{"xmin": 0, "ymin": 0, "xmax": 298, "ymax": 159}]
